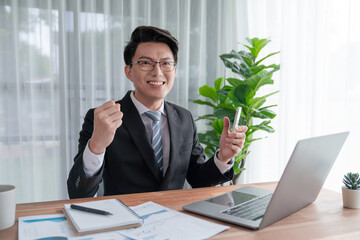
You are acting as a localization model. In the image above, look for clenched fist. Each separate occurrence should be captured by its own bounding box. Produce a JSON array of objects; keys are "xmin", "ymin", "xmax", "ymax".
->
[{"xmin": 89, "ymin": 100, "xmax": 123, "ymax": 154}]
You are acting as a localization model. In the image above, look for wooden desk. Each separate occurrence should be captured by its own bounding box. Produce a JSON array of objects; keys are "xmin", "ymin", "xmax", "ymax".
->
[{"xmin": 1, "ymin": 182, "xmax": 360, "ymax": 240}]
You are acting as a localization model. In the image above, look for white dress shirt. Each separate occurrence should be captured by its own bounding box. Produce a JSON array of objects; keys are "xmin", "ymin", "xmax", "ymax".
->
[{"xmin": 83, "ymin": 91, "xmax": 233, "ymax": 178}]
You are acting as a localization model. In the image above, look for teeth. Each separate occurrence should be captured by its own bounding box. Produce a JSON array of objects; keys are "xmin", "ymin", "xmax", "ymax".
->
[{"xmin": 148, "ymin": 81, "xmax": 164, "ymax": 86}]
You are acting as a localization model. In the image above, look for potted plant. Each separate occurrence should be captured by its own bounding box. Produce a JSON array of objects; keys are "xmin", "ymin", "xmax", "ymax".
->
[
  {"xmin": 194, "ymin": 37, "xmax": 280, "ymax": 184},
  {"xmin": 342, "ymin": 172, "xmax": 360, "ymax": 208}
]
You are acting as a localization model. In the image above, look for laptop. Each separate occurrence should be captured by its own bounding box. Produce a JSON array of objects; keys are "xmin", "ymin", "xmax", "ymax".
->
[{"xmin": 183, "ymin": 132, "xmax": 349, "ymax": 230}]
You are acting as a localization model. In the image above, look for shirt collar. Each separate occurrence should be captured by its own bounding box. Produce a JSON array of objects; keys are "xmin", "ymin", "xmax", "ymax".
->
[{"xmin": 130, "ymin": 91, "xmax": 166, "ymax": 116}]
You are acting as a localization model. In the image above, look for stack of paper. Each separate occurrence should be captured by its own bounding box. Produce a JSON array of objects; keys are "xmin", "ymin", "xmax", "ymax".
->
[
  {"xmin": 19, "ymin": 201, "xmax": 229, "ymax": 240},
  {"xmin": 63, "ymin": 199, "xmax": 142, "ymax": 235}
]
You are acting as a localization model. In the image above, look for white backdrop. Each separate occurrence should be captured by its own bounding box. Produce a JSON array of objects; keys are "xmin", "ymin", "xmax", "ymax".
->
[{"xmin": 1, "ymin": 0, "xmax": 359, "ymax": 203}]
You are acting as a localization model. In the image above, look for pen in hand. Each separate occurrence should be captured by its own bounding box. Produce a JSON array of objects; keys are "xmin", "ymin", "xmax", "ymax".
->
[{"xmin": 70, "ymin": 204, "xmax": 113, "ymax": 216}]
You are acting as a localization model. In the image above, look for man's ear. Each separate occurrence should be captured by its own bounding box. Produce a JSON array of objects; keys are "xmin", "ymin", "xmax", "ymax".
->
[{"xmin": 125, "ymin": 65, "xmax": 133, "ymax": 82}]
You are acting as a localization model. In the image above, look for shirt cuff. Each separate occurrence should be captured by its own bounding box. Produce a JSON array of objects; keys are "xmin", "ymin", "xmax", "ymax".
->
[
  {"xmin": 213, "ymin": 149, "xmax": 234, "ymax": 174},
  {"xmin": 83, "ymin": 140, "xmax": 105, "ymax": 178}
]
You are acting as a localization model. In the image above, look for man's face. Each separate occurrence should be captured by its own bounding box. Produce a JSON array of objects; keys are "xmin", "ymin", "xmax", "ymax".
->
[{"xmin": 125, "ymin": 42, "xmax": 176, "ymax": 110}]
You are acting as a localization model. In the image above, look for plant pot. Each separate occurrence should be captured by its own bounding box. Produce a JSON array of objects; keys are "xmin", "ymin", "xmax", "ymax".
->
[{"xmin": 342, "ymin": 186, "xmax": 360, "ymax": 209}]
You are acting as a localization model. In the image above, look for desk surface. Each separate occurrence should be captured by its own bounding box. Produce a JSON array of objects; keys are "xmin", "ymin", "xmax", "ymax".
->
[{"xmin": 1, "ymin": 182, "xmax": 360, "ymax": 240}]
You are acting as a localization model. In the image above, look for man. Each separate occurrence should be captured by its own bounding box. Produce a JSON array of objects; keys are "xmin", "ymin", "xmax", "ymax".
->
[{"xmin": 67, "ymin": 26, "xmax": 247, "ymax": 199}]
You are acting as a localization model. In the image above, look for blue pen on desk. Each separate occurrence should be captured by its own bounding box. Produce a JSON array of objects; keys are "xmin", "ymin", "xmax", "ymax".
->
[{"xmin": 70, "ymin": 204, "xmax": 113, "ymax": 216}]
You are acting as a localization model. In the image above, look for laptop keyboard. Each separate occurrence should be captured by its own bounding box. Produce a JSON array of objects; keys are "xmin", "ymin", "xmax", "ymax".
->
[{"xmin": 222, "ymin": 193, "xmax": 273, "ymax": 221}]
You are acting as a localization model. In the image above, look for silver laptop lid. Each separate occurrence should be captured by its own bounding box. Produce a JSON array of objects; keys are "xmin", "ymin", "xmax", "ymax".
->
[
  {"xmin": 183, "ymin": 132, "xmax": 349, "ymax": 230},
  {"xmin": 259, "ymin": 131, "xmax": 349, "ymax": 229}
]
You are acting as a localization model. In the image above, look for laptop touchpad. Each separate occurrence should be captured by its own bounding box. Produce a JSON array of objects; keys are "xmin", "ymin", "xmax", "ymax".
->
[{"xmin": 206, "ymin": 191, "xmax": 257, "ymax": 207}]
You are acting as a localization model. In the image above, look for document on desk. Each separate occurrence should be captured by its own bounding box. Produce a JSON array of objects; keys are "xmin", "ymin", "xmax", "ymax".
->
[
  {"xmin": 18, "ymin": 214, "xmax": 130, "ymax": 240},
  {"xmin": 18, "ymin": 201, "xmax": 229, "ymax": 240},
  {"xmin": 119, "ymin": 201, "xmax": 229, "ymax": 240}
]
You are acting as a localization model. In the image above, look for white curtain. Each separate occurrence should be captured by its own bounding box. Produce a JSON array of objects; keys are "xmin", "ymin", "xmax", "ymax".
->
[
  {"xmin": 279, "ymin": 0, "xmax": 360, "ymax": 192},
  {"xmin": 241, "ymin": 0, "xmax": 360, "ymax": 193},
  {"xmin": 0, "ymin": 0, "xmax": 241, "ymax": 203}
]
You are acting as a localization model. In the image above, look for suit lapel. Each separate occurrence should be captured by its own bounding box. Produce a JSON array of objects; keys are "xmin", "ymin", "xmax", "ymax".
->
[
  {"xmin": 120, "ymin": 92, "xmax": 162, "ymax": 182},
  {"xmin": 162, "ymin": 102, "xmax": 181, "ymax": 183}
]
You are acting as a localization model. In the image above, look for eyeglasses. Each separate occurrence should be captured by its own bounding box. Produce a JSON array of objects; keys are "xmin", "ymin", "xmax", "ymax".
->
[{"xmin": 130, "ymin": 60, "xmax": 176, "ymax": 72}]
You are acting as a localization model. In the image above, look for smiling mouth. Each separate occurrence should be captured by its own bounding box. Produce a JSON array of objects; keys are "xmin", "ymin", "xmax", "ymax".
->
[{"xmin": 147, "ymin": 81, "xmax": 165, "ymax": 86}]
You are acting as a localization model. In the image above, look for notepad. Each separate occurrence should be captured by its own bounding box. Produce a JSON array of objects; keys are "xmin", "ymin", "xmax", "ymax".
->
[{"xmin": 63, "ymin": 198, "xmax": 143, "ymax": 236}]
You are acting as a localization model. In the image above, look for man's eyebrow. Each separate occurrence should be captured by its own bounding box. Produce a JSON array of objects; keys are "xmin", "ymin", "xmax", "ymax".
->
[
  {"xmin": 138, "ymin": 56, "xmax": 153, "ymax": 61},
  {"xmin": 138, "ymin": 56, "xmax": 174, "ymax": 61}
]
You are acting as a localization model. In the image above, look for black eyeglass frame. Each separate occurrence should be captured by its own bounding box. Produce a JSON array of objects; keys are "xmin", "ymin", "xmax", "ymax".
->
[{"xmin": 130, "ymin": 60, "xmax": 177, "ymax": 72}]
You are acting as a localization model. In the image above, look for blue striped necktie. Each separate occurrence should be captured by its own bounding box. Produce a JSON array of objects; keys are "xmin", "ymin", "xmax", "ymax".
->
[{"xmin": 145, "ymin": 111, "xmax": 163, "ymax": 173}]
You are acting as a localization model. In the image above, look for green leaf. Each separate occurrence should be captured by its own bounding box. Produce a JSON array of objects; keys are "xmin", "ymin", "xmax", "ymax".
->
[
  {"xmin": 220, "ymin": 50, "xmax": 252, "ymax": 63},
  {"xmin": 198, "ymin": 131, "xmax": 219, "ymax": 147},
  {"xmin": 193, "ymin": 99, "xmax": 216, "ymax": 108},
  {"xmin": 233, "ymin": 150, "xmax": 250, "ymax": 174},
  {"xmin": 214, "ymin": 107, "xmax": 234, "ymax": 121},
  {"xmin": 204, "ymin": 145, "xmax": 217, "ymax": 158},
  {"xmin": 252, "ymin": 108, "xmax": 277, "ymax": 119},
  {"xmin": 220, "ymin": 51, "xmax": 253, "ymax": 78},
  {"xmin": 266, "ymin": 63, "xmax": 280, "ymax": 71},
  {"xmin": 256, "ymin": 38, "xmax": 271, "ymax": 51},
  {"xmin": 233, "ymin": 167, "xmax": 246, "ymax": 175},
  {"xmin": 233, "ymin": 82, "xmax": 255, "ymax": 105},
  {"xmin": 199, "ymin": 85, "xmax": 218, "ymax": 102},
  {"xmin": 245, "ymin": 137, "xmax": 263, "ymax": 145},
  {"xmin": 250, "ymin": 65, "xmax": 266, "ymax": 75},
  {"xmin": 249, "ymin": 97, "xmax": 266, "ymax": 109},
  {"xmin": 226, "ymin": 78, "xmax": 243, "ymax": 87},
  {"xmin": 251, "ymin": 121, "xmax": 275, "ymax": 133},
  {"xmin": 221, "ymin": 59, "xmax": 251, "ymax": 78},
  {"xmin": 244, "ymin": 44, "xmax": 258, "ymax": 60},
  {"xmin": 343, "ymin": 172, "xmax": 360, "ymax": 189},
  {"xmin": 195, "ymin": 114, "xmax": 216, "ymax": 121},
  {"xmin": 246, "ymin": 71, "xmax": 274, "ymax": 93},
  {"xmin": 216, "ymin": 86, "xmax": 233, "ymax": 104},
  {"xmin": 258, "ymin": 108, "xmax": 276, "ymax": 119},
  {"xmin": 235, "ymin": 151, "xmax": 250, "ymax": 162},
  {"xmin": 217, "ymin": 86, "xmax": 232, "ymax": 96},
  {"xmin": 246, "ymin": 37, "xmax": 271, "ymax": 59},
  {"xmin": 241, "ymin": 56, "xmax": 254, "ymax": 67},
  {"xmin": 255, "ymin": 52, "xmax": 280, "ymax": 66},
  {"xmin": 214, "ymin": 77, "xmax": 225, "ymax": 90},
  {"xmin": 249, "ymin": 91, "xmax": 279, "ymax": 109},
  {"xmin": 212, "ymin": 119, "xmax": 224, "ymax": 134}
]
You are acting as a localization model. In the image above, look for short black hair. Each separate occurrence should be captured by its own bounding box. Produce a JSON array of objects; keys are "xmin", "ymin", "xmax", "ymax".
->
[{"xmin": 124, "ymin": 26, "xmax": 179, "ymax": 65}]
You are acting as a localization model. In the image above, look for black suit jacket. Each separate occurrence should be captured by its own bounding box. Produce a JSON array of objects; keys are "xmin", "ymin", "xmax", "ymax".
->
[{"xmin": 67, "ymin": 91, "xmax": 233, "ymax": 199}]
